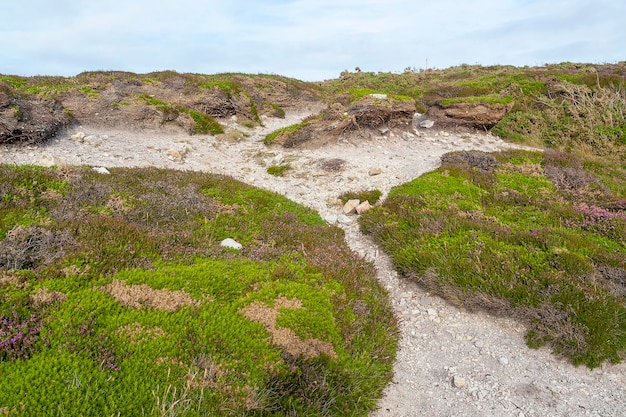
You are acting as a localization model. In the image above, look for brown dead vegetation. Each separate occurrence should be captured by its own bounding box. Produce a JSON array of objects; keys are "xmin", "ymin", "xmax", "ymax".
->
[
  {"xmin": 240, "ymin": 296, "xmax": 337, "ymax": 359},
  {"xmin": 99, "ymin": 279, "xmax": 201, "ymax": 312}
]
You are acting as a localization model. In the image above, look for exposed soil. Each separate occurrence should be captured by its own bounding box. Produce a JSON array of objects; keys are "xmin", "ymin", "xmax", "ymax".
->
[{"xmin": 2, "ymin": 80, "xmax": 625, "ymax": 416}]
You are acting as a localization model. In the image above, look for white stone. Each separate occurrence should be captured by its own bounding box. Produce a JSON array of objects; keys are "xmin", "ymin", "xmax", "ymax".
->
[
  {"xmin": 370, "ymin": 93, "xmax": 387, "ymax": 99},
  {"xmin": 70, "ymin": 132, "xmax": 85, "ymax": 142},
  {"xmin": 355, "ymin": 200, "xmax": 372, "ymax": 215},
  {"xmin": 368, "ymin": 168, "xmax": 382, "ymax": 176},
  {"xmin": 379, "ymin": 127, "xmax": 390, "ymax": 135},
  {"xmin": 220, "ymin": 238, "xmax": 242, "ymax": 250},
  {"xmin": 452, "ymin": 376, "xmax": 466, "ymax": 388},
  {"xmin": 166, "ymin": 149, "xmax": 183, "ymax": 162},
  {"xmin": 84, "ymin": 135, "xmax": 100, "ymax": 146},
  {"xmin": 343, "ymin": 199, "xmax": 360, "ymax": 215},
  {"xmin": 40, "ymin": 154, "xmax": 56, "ymax": 167},
  {"xmin": 499, "ymin": 357, "xmax": 509, "ymax": 366},
  {"xmin": 92, "ymin": 167, "xmax": 110, "ymax": 175},
  {"xmin": 419, "ymin": 119, "xmax": 435, "ymax": 128}
]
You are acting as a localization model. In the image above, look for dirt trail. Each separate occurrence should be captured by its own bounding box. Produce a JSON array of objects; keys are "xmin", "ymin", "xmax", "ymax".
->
[{"xmin": 2, "ymin": 109, "xmax": 624, "ymax": 416}]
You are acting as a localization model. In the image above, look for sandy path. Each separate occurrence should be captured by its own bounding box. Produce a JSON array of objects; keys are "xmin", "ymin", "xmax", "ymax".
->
[{"xmin": 2, "ymin": 109, "xmax": 624, "ymax": 416}]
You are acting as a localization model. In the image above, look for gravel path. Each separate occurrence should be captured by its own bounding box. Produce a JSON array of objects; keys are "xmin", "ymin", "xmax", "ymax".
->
[{"xmin": 2, "ymin": 109, "xmax": 624, "ymax": 416}]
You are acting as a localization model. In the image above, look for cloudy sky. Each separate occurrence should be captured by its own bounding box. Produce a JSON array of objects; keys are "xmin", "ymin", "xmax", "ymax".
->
[{"xmin": 1, "ymin": 0, "xmax": 624, "ymax": 81}]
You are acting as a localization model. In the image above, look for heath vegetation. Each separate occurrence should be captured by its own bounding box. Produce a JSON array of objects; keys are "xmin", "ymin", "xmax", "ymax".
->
[{"xmin": 0, "ymin": 166, "xmax": 397, "ymax": 416}]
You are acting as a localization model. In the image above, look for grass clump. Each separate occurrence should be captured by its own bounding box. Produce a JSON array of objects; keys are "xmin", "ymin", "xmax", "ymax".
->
[
  {"xmin": 264, "ymin": 113, "xmax": 323, "ymax": 146},
  {"xmin": 493, "ymin": 81, "xmax": 626, "ymax": 154},
  {"xmin": 266, "ymin": 164, "xmax": 290, "ymax": 177},
  {"xmin": 360, "ymin": 149, "xmax": 625, "ymax": 368},
  {"xmin": 339, "ymin": 189, "xmax": 382, "ymax": 205},
  {"xmin": 0, "ymin": 165, "xmax": 397, "ymax": 416}
]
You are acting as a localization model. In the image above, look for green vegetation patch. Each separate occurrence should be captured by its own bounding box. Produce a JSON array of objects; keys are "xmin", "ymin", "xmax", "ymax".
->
[
  {"xmin": 0, "ymin": 165, "xmax": 397, "ymax": 416},
  {"xmin": 339, "ymin": 189, "xmax": 382, "ymax": 205},
  {"xmin": 267, "ymin": 164, "xmax": 291, "ymax": 177},
  {"xmin": 440, "ymin": 95, "xmax": 514, "ymax": 106},
  {"xmin": 138, "ymin": 94, "xmax": 224, "ymax": 135},
  {"xmin": 360, "ymin": 149, "xmax": 626, "ymax": 368}
]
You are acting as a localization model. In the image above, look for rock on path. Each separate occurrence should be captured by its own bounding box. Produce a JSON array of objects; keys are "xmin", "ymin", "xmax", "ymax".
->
[{"xmin": 2, "ymin": 109, "xmax": 625, "ymax": 417}]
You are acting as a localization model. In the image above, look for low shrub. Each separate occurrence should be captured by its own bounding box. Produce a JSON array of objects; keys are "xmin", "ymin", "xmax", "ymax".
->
[
  {"xmin": 338, "ymin": 189, "xmax": 382, "ymax": 205},
  {"xmin": 360, "ymin": 149, "xmax": 626, "ymax": 368}
]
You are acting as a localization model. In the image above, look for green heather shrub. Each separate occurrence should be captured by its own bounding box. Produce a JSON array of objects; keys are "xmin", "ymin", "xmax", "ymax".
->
[
  {"xmin": 360, "ymin": 150, "xmax": 626, "ymax": 368},
  {"xmin": 0, "ymin": 165, "xmax": 397, "ymax": 416},
  {"xmin": 339, "ymin": 189, "xmax": 382, "ymax": 205}
]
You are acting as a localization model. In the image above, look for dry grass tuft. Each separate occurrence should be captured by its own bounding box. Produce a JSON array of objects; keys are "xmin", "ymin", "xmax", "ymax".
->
[
  {"xmin": 30, "ymin": 287, "xmax": 67, "ymax": 306},
  {"xmin": 117, "ymin": 322, "xmax": 167, "ymax": 344},
  {"xmin": 99, "ymin": 279, "xmax": 201, "ymax": 312},
  {"xmin": 240, "ymin": 296, "xmax": 337, "ymax": 359}
]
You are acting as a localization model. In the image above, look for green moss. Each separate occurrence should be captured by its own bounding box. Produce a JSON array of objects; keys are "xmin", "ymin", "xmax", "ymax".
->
[{"xmin": 267, "ymin": 164, "xmax": 290, "ymax": 177}]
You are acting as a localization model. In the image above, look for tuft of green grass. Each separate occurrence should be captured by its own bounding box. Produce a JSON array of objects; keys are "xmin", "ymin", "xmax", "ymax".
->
[
  {"xmin": 264, "ymin": 122, "xmax": 306, "ymax": 145},
  {"xmin": 338, "ymin": 189, "xmax": 382, "ymax": 205},
  {"xmin": 0, "ymin": 165, "xmax": 397, "ymax": 416},
  {"xmin": 187, "ymin": 109, "xmax": 224, "ymax": 135},
  {"xmin": 360, "ymin": 150, "xmax": 625, "ymax": 368},
  {"xmin": 266, "ymin": 164, "xmax": 290, "ymax": 177}
]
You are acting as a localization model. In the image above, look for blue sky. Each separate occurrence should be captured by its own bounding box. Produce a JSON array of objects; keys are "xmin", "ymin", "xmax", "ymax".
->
[{"xmin": 1, "ymin": 0, "xmax": 624, "ymax": 81}]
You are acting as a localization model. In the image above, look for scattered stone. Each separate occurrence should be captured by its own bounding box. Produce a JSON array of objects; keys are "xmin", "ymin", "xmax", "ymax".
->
[
  {"xmin": 327, "ymin": 198, "xmax": 343, "ymax": 208},
  {"xmin": 369, "ymin": 167, "xmax": 382, "ymax": 176},
  {"xmin": 84, "ymin": 135, "xmax": 101, "ymax": 146},
  {"xmin": 419, "ymin": 119, "xmax": 435, "ymax": 128},
  {"xmin": 338, "ymin": 214, "xmax": 353, "ymax": 224},
  {"xmin": 343, "ymin": 199, "xmax": 360, "ymax": 215},
  {"xmin": 356, "ymin": 200, "xmax": 372, "ymax": 215},
  {"xmin": 70, "ymin": 132, "xmax": 86, "ymax": 143},
  {"xmin": 402, "ymin": 132, "xmax": 415, "ymax": 140},
  {"xmin": 92, "ymin": 166, "xmax": 110, "ymax": 175},
  {"xmin": 326, "ymin": 214, "xmax": 338, "ymax": 225},
  {"xmin": 40, "ymin": 154, "xmax": 56, "ymax": 167},
  {"xmin": 370, "ymin": 93, "xmax": 388, "ymax": 99},
  {"xmin": 220, "ymin": 238, "xmax": 242, "ymax": 250},
  {"xmin": 499, "ymin": 357, "xmax": 509, "ymax": 366},
  {"xmin": 452, "ymin": 375, "xmax": 466, "ymax": 388},
  {"xmin": 379, "ymin": 127, "xmax": 390, "ymax": 135},
  {"xmin": 166, "ymin": 149, "xmax": 183, "ymax": 162}
]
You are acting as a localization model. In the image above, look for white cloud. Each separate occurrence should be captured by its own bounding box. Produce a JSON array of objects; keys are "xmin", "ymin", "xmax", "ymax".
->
[{"xmin": 0, "ymin": 0, "xmax": 624, "ymax": 80}]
